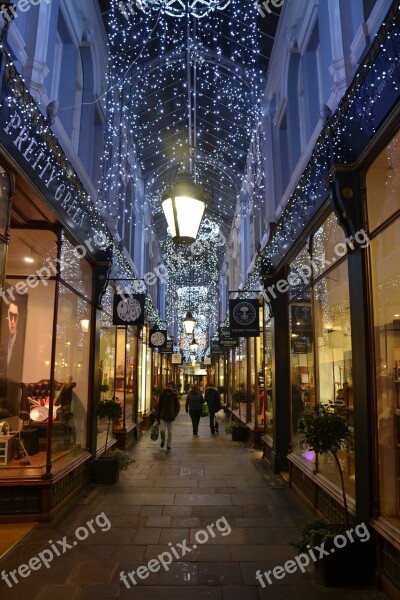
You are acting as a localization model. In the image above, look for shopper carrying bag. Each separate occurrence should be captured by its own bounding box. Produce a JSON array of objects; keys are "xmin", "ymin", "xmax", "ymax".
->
[
  {"xmin": 185, "ymin": 384, "xmax": 203, "ymax": 436},
  {"xmin": 154, "ymin": 382, "xmax": 180, "ymax": 451},
  {"xmin": 204, "ymin": 384, "xmax": 222, "ymax": 434}
]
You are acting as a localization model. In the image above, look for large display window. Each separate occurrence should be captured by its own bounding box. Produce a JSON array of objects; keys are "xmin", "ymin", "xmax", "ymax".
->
[
  {"xmin": 367, "ymin": 130, "xmax": 400, "ymax": 527},
  {"xmin": 98, "ymin": 286, "xmax": 116, "ymax": 449},
  {"xmin": 289, "ymin": 213, "xmax": 355, "ymax": 498},
  {"xmin": 53, "ymin": 283, "xmax": 90, "ymax": 459},
  {"xmin": 0, "ymin": 228, "xmax": 93, "ymax": 475}
]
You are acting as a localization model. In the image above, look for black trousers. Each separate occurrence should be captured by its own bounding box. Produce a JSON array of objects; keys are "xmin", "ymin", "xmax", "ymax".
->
[
  {"xmin": 209, "ymin": 412, "xmax": 219, "ymax": 433},
  {"xmin": 189, "ymin": 410, "xmax": 201, "ymax": 434}
]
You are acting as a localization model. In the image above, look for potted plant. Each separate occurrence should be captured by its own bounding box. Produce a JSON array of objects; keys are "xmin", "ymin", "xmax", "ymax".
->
[
  {"xmin": 106, "ymin": 447, "xmax": 134, "ymax": 471},
  {"xmin": 225, "ymin": 420, "xmax": 248, "ymax": 441},
  {"xmin": 99, "ymin": 383, "xmax": 110, "ymax": 400},
  {"xmin": 92, "ymin": 398, "xmax": 132, "ymax": 484},
  {"xmin": 231, "ymin": 389, "xmax": 246, "ymax": 409},
  {"xmin": 294, "ymin": 403, "xmax": 373, "ymax": 586}
]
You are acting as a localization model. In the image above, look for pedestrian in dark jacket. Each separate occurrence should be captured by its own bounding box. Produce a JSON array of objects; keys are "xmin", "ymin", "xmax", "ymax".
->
[
  {"xmin": 155, "ymin": 382, "xmax": 180, "ymax": 451},
  {"xmin": 205, "ymin": 385, "xmax": 222, "ymax": 434},
  {"xmin": 185, "ymin": 384, "xmax": 203, "ymax": 436}
]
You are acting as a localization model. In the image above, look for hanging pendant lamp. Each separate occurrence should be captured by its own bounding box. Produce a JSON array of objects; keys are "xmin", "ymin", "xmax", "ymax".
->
[{"xmin": 162, "ymin": 173, "xmax": 205, "ymax": 244}]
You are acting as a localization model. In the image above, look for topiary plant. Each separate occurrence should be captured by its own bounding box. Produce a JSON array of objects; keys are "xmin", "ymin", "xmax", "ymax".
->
[
  {"xmin": 298, "ymin": 403, "xmax": 352, "ymax": 526},
  {"xmin": 94, "ymin": 398, "xmax": 122, "ymax": 453}
]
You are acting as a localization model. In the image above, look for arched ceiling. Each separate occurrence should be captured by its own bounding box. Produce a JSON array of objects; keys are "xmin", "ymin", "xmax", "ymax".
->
[{"xmin": 99, "ymin": 0, "xmax": 281, "ymax": 241}]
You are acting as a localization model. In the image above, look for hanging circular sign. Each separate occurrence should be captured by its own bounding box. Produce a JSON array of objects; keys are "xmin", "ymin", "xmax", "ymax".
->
[
  {"xmin": 233, "ymin": 301, "xmax": 257, "ymax": 326},
  {"xmin": 117, "ymin": 297, "xmax": 142, "ymax": 323},
  {"xmin": 150, "ymin": 331, "xmax": 166, "ymax": 346}
]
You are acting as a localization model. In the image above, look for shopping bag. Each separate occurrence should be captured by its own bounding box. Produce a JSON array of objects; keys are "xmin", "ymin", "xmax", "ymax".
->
[
  {"xmin": 150, "ymin": 424, "xmax": 159, "ymax": 441},
  {"xmin": 215, "ymin": 408, "xmax": 226, "ymax": 424},
  {"xmin": 201, "ymin": 403, "xmax": 209, "ymax": 417}
]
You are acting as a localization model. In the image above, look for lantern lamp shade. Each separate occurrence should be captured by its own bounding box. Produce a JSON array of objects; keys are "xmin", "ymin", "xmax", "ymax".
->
[
  {"xmin": 190, "ymin": 336, "xmax": 198, "ymax": 352},
  {"xmin": 183, "ymin": 311, "xmax": 196, "ymax": 334},
  {"xmin": 162, "ymin": 174, "xmax": 206, "ymax": 244}
]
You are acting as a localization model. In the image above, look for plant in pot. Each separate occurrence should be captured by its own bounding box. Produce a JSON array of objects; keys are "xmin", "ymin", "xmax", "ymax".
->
[
  {"xmin": 231, "ymin": 389, "xmax": 246, "ymax": 409},
  {"xmin": 99, "ymin": 383, "xmax": 110, "ymax": 400},
  {"xmin": 225, "ymin": 420, "xmax": 248, "ymax": 441},
  {"xmin": 92, "ymin": 398, "xmax": 133, "ymax": 484},
  {"xmin": 293, "ymin": 403, "xmax": 373, "ymax": 586}
]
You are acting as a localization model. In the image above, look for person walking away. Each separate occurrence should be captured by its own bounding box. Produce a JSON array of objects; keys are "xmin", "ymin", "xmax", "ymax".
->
[
  {"xmin": 155, "ymin": 382, "xmax": 180, "ymax": 451},
  {"xmin": 205, "ymin": 384, "xmax": 222, "ymax": 434},
  {"xmin": 185, "ymin": 384, "xmax": 203, "ymax": 436}
]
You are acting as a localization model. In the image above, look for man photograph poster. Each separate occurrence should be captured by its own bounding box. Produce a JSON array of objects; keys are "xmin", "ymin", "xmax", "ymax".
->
[{"xmin": 0, "ymin": 288, "xmax": 28, "ymax": 418}]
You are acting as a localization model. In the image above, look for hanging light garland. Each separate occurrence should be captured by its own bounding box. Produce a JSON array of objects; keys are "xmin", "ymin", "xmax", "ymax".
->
[{"xmin": 138, "ymin": 0, "xmax": 231, "ymax": 19}]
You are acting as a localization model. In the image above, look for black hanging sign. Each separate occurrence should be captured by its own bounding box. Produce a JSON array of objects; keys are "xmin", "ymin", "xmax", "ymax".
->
[
  {"xmin": 149, "ymin": 330, "xmax": 167, "ymax": 349},
  {"xmin": 113, "ymin": 294, "xmax": 145, "ymax": 326},
  {"xmin": 160, "ymin": 339, "xmax": 174, "ymax": 354},
  {"xmin": 211, "ymin": 341, "xmax": 225, "ymax": 354},
  {"xmin": 229, "ymin": 299, "xmax": 260, "ymax": 337},
  {"xmin": 218, "ymin": 326, "xmax": 238, "ymax": 348}
]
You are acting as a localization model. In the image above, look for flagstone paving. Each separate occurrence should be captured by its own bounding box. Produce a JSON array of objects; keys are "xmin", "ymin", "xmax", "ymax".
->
[{"xmin": 0, "ymin": 401, "xmax": 388, "ymax": 599}]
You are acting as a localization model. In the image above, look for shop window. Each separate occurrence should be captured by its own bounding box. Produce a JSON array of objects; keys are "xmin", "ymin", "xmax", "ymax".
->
[
  {"xmin": 289, "ymin": 225, "xmax": 355, "ymax": 499},
  {"xmin": 290, "ymin": 289, "xmax": 315, "ymax": 442},
  {"xmin": 53, "ymin": 284, "xmax": 90, "ymax": 460},
  {"xmin": 367, "ymin": 129, "xmax": 400, "ymax": 527},
  {"xmin": 314, "ymin": 262, "xmax": 354, "ymax": 494},
  {"xmin": 366, "ymin": 131, "xmax": 400, "ymax": 231},
  {"xmin": 60, "ymin": 238, "xmax": 92, "ymax": 299},
  {"xmin": 289, "ymin": 244, "xmax": 310, "ymax": 298},
  {"xmin": 313, "ymin": 213, "xmax": 346, "ymax": 276},
  {"xmin": 263, "ymin": 311, "xmax": 273, "ymax": 437},
  {"xmin": 0, "ymin": 229, "xmax": 57, "ymax": 474},
  {"xmin": 98, "ymin": 286, "xmax": 116, "ymax": 449},
  {"xmin": 370, "ymin": 220, "xmax": 400, "ymax": 524}
]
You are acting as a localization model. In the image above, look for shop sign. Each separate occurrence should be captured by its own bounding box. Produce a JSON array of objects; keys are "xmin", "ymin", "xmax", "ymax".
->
[
  {"xmin": 229, "ymin": 299, "xmax": 260, "ymax": 337},
  {"xmin": 160, "ymin": 339, "xmax": 173, "ymax": 354},
  {"xmin": 171, "ymin": 353, "xmax": 182, "ymax": 364},
  {"xmin": 291, "ymin": 339, "xmax": 309, "ymax": 354},
  {"xmin": 218, "ymin": 326, "xmax": 238, "ymax": 348},
  {"xmin": 113, "ymin": 294, "xmax": 145, "ymax": 326},
  {"xmin": 0, "ymin": 64, "xmax": 103, "ymax": 242},
  {"xmin": 290, "ymin": 303, "xmax": 312, "ymax": 339},
  {"xmin": 149, "ymin": 329, "xmax": 167, "ymax": 349},
  {"xmin": 211, "ymin": 341, "xmax": 224, "ymax": 354}
]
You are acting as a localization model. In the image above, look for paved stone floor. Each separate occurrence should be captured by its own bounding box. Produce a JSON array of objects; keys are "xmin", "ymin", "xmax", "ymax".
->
[{"xmin": 0, "ymin": 402, "xmax": 388, "ymax": 599}]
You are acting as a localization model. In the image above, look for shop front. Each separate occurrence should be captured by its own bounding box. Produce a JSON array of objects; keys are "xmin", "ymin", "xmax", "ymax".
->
[
  {"xmin": 0, "ymin": 52, "xmax": 145, "ymax": 520},
  {"xmin": 259, "ymin": 4, "xmax": 400, "ymax": 595}
]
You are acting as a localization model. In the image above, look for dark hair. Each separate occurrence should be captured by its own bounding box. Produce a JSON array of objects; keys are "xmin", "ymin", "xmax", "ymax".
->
[{"xmin": 7, "ymin": 297, "xmax": 20, "ymax": 310}]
